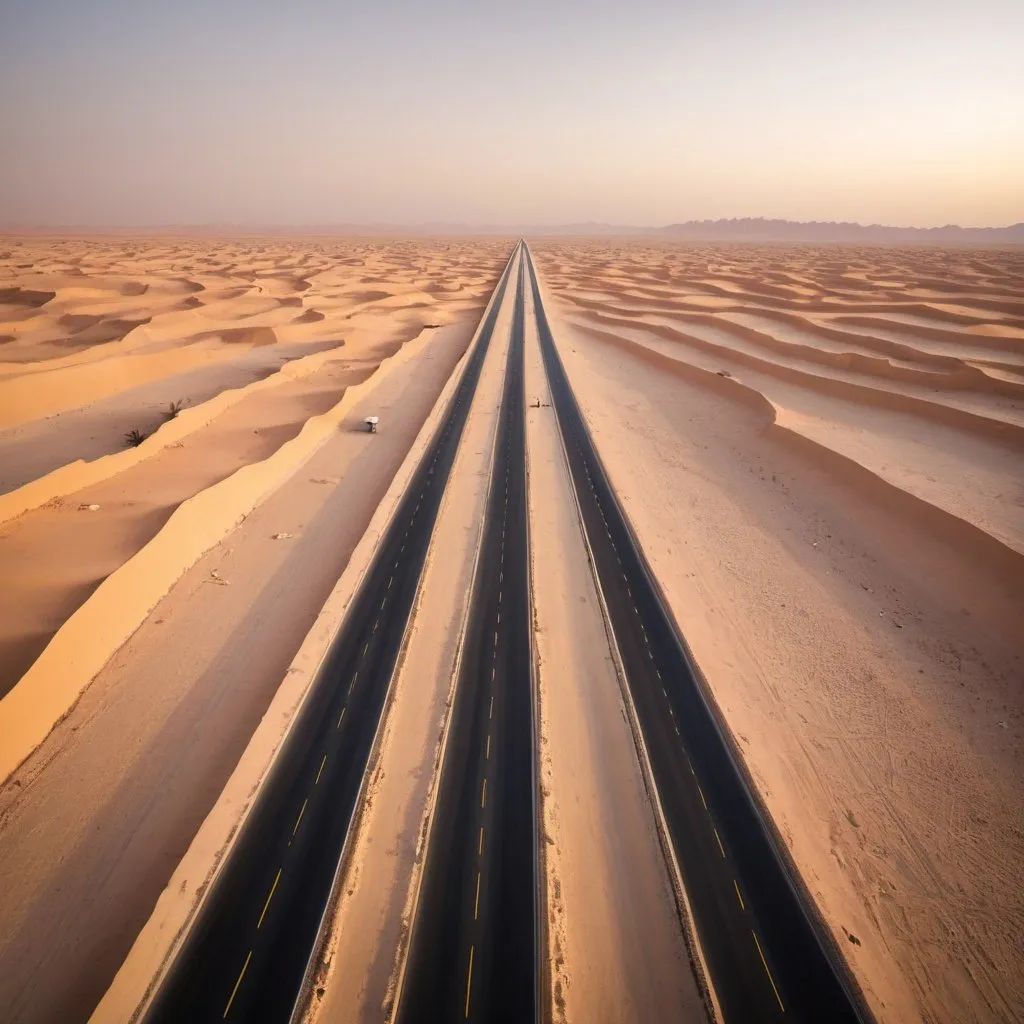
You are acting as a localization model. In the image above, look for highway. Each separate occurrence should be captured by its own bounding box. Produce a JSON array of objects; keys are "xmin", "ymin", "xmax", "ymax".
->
[
  {"xmin": 395, "ymin": 253, "xmax": 537, "ymax": 1023},
  {"xmin": 524, "ymin": 245, "xmax": 870, "ymax": 1024},
  {"xmin": 143, "ymin": 243, "xmax": 520, "ymax": 1024}
]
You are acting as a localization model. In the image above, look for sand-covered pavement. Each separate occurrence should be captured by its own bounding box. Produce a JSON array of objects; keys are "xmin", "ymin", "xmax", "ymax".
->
[
  {"xmin": 533, "ymin": 240, "xmax": 1024, "ymax": 1023},
  {"xmin": 0, "ymin": 236, "xmax": 509, "ymax": 1023}
]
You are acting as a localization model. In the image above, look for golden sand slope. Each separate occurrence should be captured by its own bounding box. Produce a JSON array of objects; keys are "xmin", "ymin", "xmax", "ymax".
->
[{"xmin": 533, "ymin": 240, "xmax": 1024, "ymax": 1024}]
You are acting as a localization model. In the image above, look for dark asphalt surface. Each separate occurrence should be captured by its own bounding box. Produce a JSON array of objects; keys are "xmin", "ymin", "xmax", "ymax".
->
[
  {"xmin": 525, "ymin": 245, "xmax": 870, "ymax": 1024},
  {"xmin": 396, "ymin": 253, "xmax": 537, "ymax": 1024},
  {"xmin": 143, "ymin": 244, "xmax": 519, "ymax": 1024}
]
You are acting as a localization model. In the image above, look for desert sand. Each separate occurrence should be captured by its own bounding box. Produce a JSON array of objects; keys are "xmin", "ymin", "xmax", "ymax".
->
[
  {"xmin": 1, "ymin": 236, "xmax": 1022, "ymax": 1024},
  {"xmin": 0, "ymin": 236, "xmax": 509, "ymax": 1022},
  {"xmin": 532, "ymin": 240, "xmax": 1024, "ymax": 1023}
]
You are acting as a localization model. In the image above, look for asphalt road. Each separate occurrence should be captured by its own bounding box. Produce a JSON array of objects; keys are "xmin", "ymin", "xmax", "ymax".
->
[
  {"xmin": 396, "ymin": 253, "xmax": 537, "ymax": 1024},
  {"xmin": 525, "ymin": 245, "xmax": 870, "ymax": 1024},
  {"xmin": 143, "ymin": 243, "xmax": 520, "ymax": 1024}
]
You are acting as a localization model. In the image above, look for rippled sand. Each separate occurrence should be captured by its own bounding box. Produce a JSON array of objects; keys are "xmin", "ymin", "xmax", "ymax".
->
[{"xmin": 534, "ymin": 239, "xmax": 1024, "ymax": 1023}]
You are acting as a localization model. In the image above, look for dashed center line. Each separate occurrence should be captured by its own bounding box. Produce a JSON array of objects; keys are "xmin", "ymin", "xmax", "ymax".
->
[
  {"xmin": 714, "ymin": 827, "xmax": 726, "ymax": 859},
  {"xmin": 464, "ymin": 944, "xmax": 475, "ymax": 1018},
  {"xmin": 222, "ymin": 950, "xmax": 252, "ymax": 1018},
  {"xmin": 292, "ymin": 799, "xmax": 308, "ymax": 837},
  {"xmin": 256, "ymin": 868, "xmax": 283, "ymax": 930},
  {"xmin": 752, "ymin": 930, "xmax": 786, "ymax": 1012}
]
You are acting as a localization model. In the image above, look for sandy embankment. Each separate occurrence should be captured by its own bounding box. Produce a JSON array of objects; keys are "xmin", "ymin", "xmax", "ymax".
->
[
  {"xmin": 0, "ymin": 238, "xmax": 511, "ymax": 1024},
  {"xmin": 532, "ymin": 241, "xmax": 1024, "ymax": 1023},
  {"xmin": 304, "ymin": 251, "xmax": 520, "ymax": 1024},
  {"xmin": 522, "ymin": 279, "xmax": 706, "ymax": 1023}
]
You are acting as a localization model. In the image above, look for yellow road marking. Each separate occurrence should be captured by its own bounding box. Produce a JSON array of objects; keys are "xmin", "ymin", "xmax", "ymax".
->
[
  {"xmin": 698, "ymin": 786, "xmax": 707, "ymax": 810},
  {"xmin": 481, "ymin": 778, "xmax": 487, "ymax": 808},
  {"xmin": 489, "ymin": 695, "xmax": 494, "ymax": 719},
  {"xmin": 734, "ymin": 879, "xmax": 745, "ymax": 910},
  {"xmin": 337, "ymin": 706, "xmax": 346, "ymax": 728},
  {"xmin": 714, "ymin": 827, "xmax": 726, "ymax": 858},
  {"xmin": 486, "ymin": 735, "xmax": 491, "ymax": 759},
  {"xmin": 257, "ymin": 868, "xmax": 283, "ymax": 929},
  {"xmin": 478, "ymin": 827, "xmax": 484, "ymax": 856},
  {"xmin": 223, "ymin": 950, "xmax": 252, "ymax": 1018},
  {"xmin": 292, "ymin": 798, "xmax": 308, "ymax": 836},
  {"xmin": 315, "ymin": 754, "xmax": 328, "ymax": 785},
  {"xmin": 752, "ymin": 930, "xmax": 785, "ymax": 1012},
  {"xmin": 474, "ymin": 871, "xmax": 481, "ymax": 919},
  {"xmin": 464, "ymin": 945, "xmax": 475, "ymax": 1018}
]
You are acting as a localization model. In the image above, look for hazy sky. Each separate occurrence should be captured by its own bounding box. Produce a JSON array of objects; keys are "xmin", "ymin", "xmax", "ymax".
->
[{"xmin": 1, "ymin": 0, "xmax": 1021, "ymax": 227}]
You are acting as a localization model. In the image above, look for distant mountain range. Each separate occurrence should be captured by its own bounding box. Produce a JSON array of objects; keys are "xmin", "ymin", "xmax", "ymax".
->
[
  {"xmin": 652, "ymin": 218, "xmax": 1024, "ymax": 243},
  {"xmin": 509, "ymin": 218, "xmax": 1024, "ymax": 243},
  {"xmin": 5, "ymin": 218, "xmax": 1023, "ymax": 243}
]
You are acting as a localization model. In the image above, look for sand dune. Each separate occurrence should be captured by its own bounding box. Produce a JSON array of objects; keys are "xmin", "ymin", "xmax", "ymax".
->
[
  {"xmin": 1, "ymin": 237, "xmax": 1020, "ymax": 1023},
  {"xmin": 534, "ymin": 240, "xmax": 1024, "ymax": 1024},
  {"xmin": 0, "ymin": 238, "xmax": 507, "ymax": 717},
  {"xmin": 0, "ymin": 237, "xmax": 510, "ymax": 1023},
  {"xmin": 539, "ymin": 239, "xmax": 1024, "ymax": 568}
]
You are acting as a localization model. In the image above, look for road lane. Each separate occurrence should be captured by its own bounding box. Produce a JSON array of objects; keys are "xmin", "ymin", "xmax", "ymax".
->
[
  {"xmin": 396, "ymin": 253, "xmax": 536, "ymax": 1024},
  {"xmin": 143, "ymin": 244, "xmax": 521, "ymax": 1024},
  {"xmin": 525, "ymin": 245, "xmax": 869, "ymax": 1024}
]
